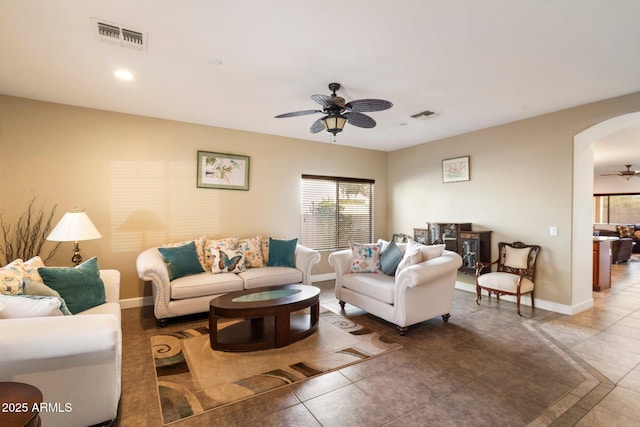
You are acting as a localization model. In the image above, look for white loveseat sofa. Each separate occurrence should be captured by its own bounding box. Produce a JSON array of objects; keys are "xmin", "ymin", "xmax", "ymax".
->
[
  {"xmin": 0, "ymin": 269, "xmax": 121, "ymax": 427},
  {"xmin": 137, "ymin": 238, "xmax": 321, "ymax": 326},
  {"xmin": 329, "ymin": 240, "xmax": 462, "ymax": 335}
]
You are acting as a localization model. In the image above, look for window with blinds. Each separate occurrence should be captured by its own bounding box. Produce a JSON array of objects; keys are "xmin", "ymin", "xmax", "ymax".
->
[{"xmin": 301, "ymin": 175, "xmax": 374, "ymax": 250}]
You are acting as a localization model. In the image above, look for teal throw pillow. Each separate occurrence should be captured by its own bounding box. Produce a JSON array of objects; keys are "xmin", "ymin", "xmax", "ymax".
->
[
  {"xmin": 267, "ymin": 237, "xmax": 297, "ymax": 268},
  {"xmin": 23, "ymin": 277, "xmax": 72, "ymax": 315},
  {"xmin": 38, "ymin": 257, "xmax": 106, "ymax": 315},
  {"xmin": 380, "ymin": 240, "xmax": 403, "ymax": 276},
  {"xmin": 158, "ymin": 241, "xmax": 205, "ymax": 281}
]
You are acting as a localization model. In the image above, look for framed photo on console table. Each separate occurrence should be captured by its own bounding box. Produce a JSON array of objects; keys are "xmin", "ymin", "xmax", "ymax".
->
[
  {"xmin": 442, "ymin": 156, "xmax": 470, "ymax": 183},
  {"xmin": 197, "ymin": 150, "xmax": 250, "ymax": 190}
]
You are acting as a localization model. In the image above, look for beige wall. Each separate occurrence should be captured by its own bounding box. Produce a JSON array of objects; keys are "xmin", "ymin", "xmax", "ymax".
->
[
  {"xmin": 0, "ymin": 95, "xmax": 388, "ymax": 300},
  {"xmin": 388, "ymin": 91, "xmax": 640, "ymax": 309},
  {"xmin": 4, "ymin": 92, "xmax": 640, "ymax": 310}
]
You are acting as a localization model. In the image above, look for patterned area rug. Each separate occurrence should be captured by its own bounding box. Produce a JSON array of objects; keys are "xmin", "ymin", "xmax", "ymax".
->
[{"xmin": 151, "ymin": 309, "xmax": 402, "ymax": 425}]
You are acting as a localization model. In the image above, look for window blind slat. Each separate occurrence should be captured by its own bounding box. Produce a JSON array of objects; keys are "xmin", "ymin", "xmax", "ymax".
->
[{"xmin": 301, "ymin": 175, "xmax": 374, "ymax": 250}]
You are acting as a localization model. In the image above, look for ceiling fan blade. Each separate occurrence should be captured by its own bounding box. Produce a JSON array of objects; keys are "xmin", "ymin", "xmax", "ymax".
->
[
  {"xmin": 345, "ymin": 99, "xmax": 393, "ymax": 113},
  {"xmin": 311, "ymin": 94, "xmax": 332, "ymax": 107},
  {"xmin": 310, "ymin": 118, "xmax": 325, "ymax": 134},
  {"xmin": 275, "ymin": 110, "xmax": 321, "ymax": 118},
  {"xmin": 345, "ymin": 112, "xmax": 376, "ymax": 128},
  {"xmin": 311, "ymin": 94, "xmax": 346, "ymax": 109}
]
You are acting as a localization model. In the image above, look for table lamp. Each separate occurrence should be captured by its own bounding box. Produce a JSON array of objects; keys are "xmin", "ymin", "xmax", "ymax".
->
[{"xmin": 47, "ymin": 211, "xmax": 102, "ymax": 266}]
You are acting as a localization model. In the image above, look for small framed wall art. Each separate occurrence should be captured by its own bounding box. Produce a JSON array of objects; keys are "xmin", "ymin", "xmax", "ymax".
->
[
  {"xmin": 197, "ymin": 150, "xmax": 250, "ymax": 190},
  {"xmin": 442, "ymin": 156, "xmax": 470, "ymax": 183}
]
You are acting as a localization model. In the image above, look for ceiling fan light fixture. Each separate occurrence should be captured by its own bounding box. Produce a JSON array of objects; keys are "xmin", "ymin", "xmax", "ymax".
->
[{"xmin": 321, "ymin": 114, "xmax": 347, "ymax": 136}]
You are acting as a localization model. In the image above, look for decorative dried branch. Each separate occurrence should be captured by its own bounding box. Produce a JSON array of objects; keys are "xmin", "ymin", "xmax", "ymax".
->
[{"xmin": 0, "ymin": 197, "xmax": 62, "ymax": 266}]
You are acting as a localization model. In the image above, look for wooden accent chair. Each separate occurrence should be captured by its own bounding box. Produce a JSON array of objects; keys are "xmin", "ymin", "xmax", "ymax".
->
[{"xmin": 475, "ymin": 241, "xmax": 541, "ymax": 315}]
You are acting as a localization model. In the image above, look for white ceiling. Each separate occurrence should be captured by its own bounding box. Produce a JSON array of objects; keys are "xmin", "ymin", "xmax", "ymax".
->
[{"xmin": 1, "ymin": 1, "xmax": 639, "ymax": 166}]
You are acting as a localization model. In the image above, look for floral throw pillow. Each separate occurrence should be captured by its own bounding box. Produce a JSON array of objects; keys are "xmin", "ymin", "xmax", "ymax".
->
[
  {"xmin": 0, "ymin": 259, "xmax": 25, "ymax": 295},
  {"xmin": 22, "ymin": 256, "xmax": 45, "ymax": 283},
  {"xmin": 210, "ymin": 248, "xmax": 246, "ymax": 274},
  {"xmin": 204, "ymin": 236, "xmax": 239, "ymax": 271},
  {"xmin": 349, "ymin": 242, "xmax": 382, "ymax": 273},
  {"xmin": 238, "ymin": 235, "xmax": 265, "ymax": 268}
]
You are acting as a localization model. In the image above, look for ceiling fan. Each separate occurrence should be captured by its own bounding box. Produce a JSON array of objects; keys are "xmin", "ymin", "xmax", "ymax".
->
[
  {"xmin": 600, "ymin": 164, "xmax": 640, "ymax": 180},
  {"xmin": 275, "ymin": 83, "xmax": 392, "ymax": 137}
]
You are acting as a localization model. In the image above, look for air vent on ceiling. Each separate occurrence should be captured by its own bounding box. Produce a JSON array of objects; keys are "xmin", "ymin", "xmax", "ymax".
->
[
  {"xmin": 93, "ymin": 18, "xmax": 146, "ymax": 51},
  {"xmin": 411, "ymin": 110, "xmax": 437, "ymax": 120}
]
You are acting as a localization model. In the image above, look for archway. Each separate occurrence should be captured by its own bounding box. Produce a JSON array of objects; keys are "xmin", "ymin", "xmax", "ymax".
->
[{"xmin": 572, "ymin": 112, "xmax": 640, "ymax": 312}]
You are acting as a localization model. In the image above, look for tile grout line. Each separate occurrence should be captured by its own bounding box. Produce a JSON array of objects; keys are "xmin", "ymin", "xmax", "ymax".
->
[{"xmin": 523, "ymin": 319, "xmax": 615, "ymax": 426}]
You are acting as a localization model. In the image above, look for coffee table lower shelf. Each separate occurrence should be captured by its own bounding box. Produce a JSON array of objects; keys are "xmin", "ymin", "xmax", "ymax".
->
[
  {"xmin": 213, "ymin": 313, "xmax": 317, "ymax": 352},
  {"xmin": 209, "ymin": 284, "xmax": 321, "ymax": 352}
]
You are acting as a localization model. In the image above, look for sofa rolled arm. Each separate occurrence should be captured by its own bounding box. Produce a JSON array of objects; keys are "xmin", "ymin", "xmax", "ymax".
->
[
  {"xmin": 294, "ymin": 244, "xmax": 321, "ymax": 285},
  {"xmin": 0, "ymin": 315, "xmax": 121, "ymax": 363},
  {"xmin": 397, "ymin": 251, "xmax": 463, "ymax": 288},
  {"xmin": 328, "ymin": 249, "xmax": 352, "ymax": 286},
  {"xmin": 136, "ymin": 248, "xmax": 171, "ymax": 318},
  {"xmin": 100, "ymin": 269, "xmax": 121, "ymax": 303}
]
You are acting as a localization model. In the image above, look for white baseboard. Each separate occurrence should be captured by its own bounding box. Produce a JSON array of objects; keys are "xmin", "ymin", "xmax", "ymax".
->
[
  {"xmin": 119, "ymin": 295, "xmax": 153, "ymax": 309},
  {"xmin": 311, "ymin": 272, "xmax": 336, "ymax": 283}
]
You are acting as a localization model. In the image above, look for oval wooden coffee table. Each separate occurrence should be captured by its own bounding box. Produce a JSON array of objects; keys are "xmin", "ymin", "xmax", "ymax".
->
[{"xmin": 209, "ymin": 284, "xmax": 320, "ymax": 352}]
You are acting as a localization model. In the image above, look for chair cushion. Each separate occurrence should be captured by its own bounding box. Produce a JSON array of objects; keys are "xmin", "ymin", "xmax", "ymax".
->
[
  {"xmin": 477, "ymin": 272, "xmax": 534, "ymax": 293},
  {"xmin": 170, "ymin": 271, "xmax": 243, "ymax": 299},
  {"xmin": 342, "ymin": 273, "xmax": 395, "ymax": 304},
  {"xmin": 503, "ymin": 246, "xmax": 530, "ymax": 269},
  {"xmin": 239, "ymin": 267, "xmax": 302, "ymax": 289}
]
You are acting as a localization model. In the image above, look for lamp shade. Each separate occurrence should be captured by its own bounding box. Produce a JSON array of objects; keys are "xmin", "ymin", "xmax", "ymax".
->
[
  {"xmin": 321, "ymin": 114, "xmax": 347, "ymax": 135},
  {"xmin": 47, "ymin": 212, "xmax": 102, "ymax": 242}
]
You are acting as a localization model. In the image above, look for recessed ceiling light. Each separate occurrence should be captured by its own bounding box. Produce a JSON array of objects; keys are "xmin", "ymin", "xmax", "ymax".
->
[{"xmin": 114, "ymin": 69, "xmax": 134, "ymax": 81}]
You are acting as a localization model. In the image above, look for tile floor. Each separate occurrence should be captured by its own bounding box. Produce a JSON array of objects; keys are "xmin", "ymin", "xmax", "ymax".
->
[{"xmin": 113, "ymin": 255, "xmax": 640, "ymax": 426}]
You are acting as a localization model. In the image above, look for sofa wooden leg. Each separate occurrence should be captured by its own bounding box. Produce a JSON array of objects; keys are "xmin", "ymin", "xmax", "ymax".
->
[
  {"xmin": 397, "ymin": 326, "xmax": 408, "ymax": 336},
  {"xmin": 156, "ymin": 318, "xmax": 168, "ymax": 328},
  {"xmin": 442, "ymin": 313, "xmax": 451, "ymax": 323},
  {"xmin": 339, "ymin": 301, "xmax": 346, "ymax": 310}
]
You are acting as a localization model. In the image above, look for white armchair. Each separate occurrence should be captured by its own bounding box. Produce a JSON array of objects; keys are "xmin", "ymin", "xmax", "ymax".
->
[
  {"xmin": 329, "ymin": 243, "xmax": 462, "ymax": 335},
  {"xmin": 0, "ymin": 270, "xmax": 121, "ymax": 427}
]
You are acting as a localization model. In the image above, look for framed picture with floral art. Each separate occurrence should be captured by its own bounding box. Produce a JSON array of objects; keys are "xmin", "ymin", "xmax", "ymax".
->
[
  {"xmin": 442, "ymin": 156, "xmax": 470, "ymax": 183},
  {"xmin": 197, "ymin": 151, "xmax": 250, "ymax": 190}
]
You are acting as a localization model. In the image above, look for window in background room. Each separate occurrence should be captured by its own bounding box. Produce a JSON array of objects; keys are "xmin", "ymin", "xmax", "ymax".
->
[
  {"xmin": 301, "ymin": 175, "xmax": 374, "ymax": 250},
  {"xmin": 593, "ymin": 193, "xmax": 640, "ymax": 224}
]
